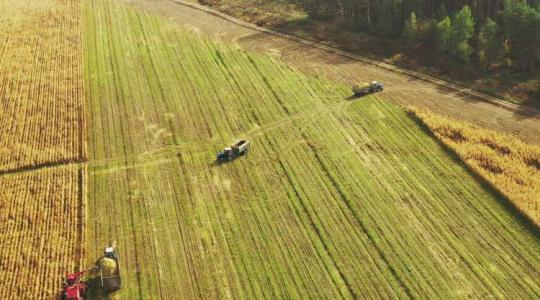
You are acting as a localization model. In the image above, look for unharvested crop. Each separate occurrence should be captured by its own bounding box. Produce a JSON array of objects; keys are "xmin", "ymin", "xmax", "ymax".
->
[
  {"xmin": 410, "ymin": 108, "xmax": 540, "ymax": 226},
  {"xmin": 84, "ymin": 1, "xmax": 540, "ymax": 299},
  {"xmin": 0, "ymin": 0, "xmax": 84, "ymax": 172},
  {"xmin": 0, "ymin": 167, "xmax": 84, "ymax": 299}
]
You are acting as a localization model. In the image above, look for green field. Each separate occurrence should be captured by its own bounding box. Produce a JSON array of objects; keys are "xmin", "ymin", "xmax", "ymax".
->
[{"xmin": 83, "ymin": 1, "xmax": 540, "ymax": 299}]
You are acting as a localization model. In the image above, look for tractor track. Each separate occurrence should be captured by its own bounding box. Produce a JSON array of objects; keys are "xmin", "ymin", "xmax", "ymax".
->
[{"xmin": 124, "ymin": 0, "xmax": 540, "ymax": 145}]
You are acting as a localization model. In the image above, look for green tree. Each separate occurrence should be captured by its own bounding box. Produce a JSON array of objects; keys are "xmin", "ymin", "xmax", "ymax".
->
[
  {"xmin": 478, "ymin": 18, "xmax": 504, "ymax": 68},
  {"xmin": 501, "ymin": 0, "xmax": 540, "ymax": 72},
  {"xmin": 436, "ymin": 16, "xmax": 452, "ymax": 53},
  {"xmin": 449, "ymin": 5, "xmax": 475, "ymax": 62},
  {"xmin": 402, "ymin": 12, "xmax": 418, "ymax": 46}
]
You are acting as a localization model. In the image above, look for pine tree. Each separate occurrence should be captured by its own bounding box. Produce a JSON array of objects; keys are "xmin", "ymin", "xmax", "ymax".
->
[
  {"xmin": 436, "ymin": 16, "xmax": 452, "ymax": 54},
  {"xmin": 501, "ymin": 0, "xmax": 540, "ymax": 72},
  {"xmin": 449, "ymin": 5, "xmax": 475, "ymax": 62},
  {"xmin": 402, "ymin": 12, "xmax": 418, "ymax": 46},
  {"xmin": 478, "ymin": 18, "xmax": 504, "ymax": 68}
]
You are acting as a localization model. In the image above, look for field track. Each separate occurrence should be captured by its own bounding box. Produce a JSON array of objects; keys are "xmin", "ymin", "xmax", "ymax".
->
[
  {"xmin": 84, "ymin": 1, "xmax": 540, "ymax": 299},
  {"xmin": 125, "ymin": 0, "xmax": 540, "ymax": 145}
]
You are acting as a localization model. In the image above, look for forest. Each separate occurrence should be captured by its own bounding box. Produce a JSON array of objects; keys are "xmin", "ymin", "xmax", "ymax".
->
[{"xmin": 297, "ymin": 0, "xmax": 540, "ymax": 73}]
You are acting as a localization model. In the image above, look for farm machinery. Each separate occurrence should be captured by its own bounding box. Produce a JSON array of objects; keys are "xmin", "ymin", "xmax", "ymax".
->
[
  {"xmin": 61, "ymin": 246, "xmax": 121, "ymax": 300},
  {"xmin": 217, "ymin": 139, "xmax": 250, "ymax": 162},
  {"xmin": 100, "ymin": 247, "xmax": 121, "ymax": 292},
  {"xmin": 352, "ymin": 81, "xmax": 384, "ymax": 97},
  {"xmin": 62, "ymin": 268, "xmax": 95, "ymax": 300}
]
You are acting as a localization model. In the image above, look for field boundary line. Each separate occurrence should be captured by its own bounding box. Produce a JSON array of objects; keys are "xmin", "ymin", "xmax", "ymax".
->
[
  {"xmin": 0, "ymin": 158, "xmax": 87, "ymax": 177},
  {"xmin": 168, "ymin": 0, "xmax": 539, "ymax": 116}
]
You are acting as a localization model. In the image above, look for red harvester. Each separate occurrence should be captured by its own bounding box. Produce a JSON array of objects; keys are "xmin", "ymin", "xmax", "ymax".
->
[
  {"xmin": 62, "ymin": 269, "xmax": 92, "ymax": 300},
  {"xmin": 61, "ymin": 246, "xmax": 121, "ymax": 299}
]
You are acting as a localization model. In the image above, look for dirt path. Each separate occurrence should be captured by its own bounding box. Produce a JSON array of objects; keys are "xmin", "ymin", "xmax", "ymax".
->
[{"xmin": 123, "ymin": 0, "xmax": 540, "ymax": 144}]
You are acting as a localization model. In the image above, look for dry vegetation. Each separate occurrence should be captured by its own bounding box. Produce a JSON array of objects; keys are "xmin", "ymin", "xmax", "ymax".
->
[
  {"xmin": 0, "ymin": 167, "xmax": 84, "ymax": 299},
  {"xmin": 0, "ymin": 0, "xmax": 84, "ymax": 172},
  {"xmin": 0, "ymin": 1, "xmax": 86, "ymax": 298},
  {"xmin": 410, "ymin": 108, "xmax": 540, "ymax": 226}
]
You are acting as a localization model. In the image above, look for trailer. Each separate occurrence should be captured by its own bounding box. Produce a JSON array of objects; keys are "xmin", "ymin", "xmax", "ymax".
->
[
  {"xmin": 100, "ymin": 247, "xmax": 121, "ymax": 292},
  {"xmin": 352, "ymin": 81, "xmax": 384, "ymax": 97}
]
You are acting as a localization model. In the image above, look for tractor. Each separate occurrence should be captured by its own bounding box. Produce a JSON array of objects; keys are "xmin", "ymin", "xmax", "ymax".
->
[{"xmin": 217, "ymin": 140, "xmax": 250, "ymax": 162}]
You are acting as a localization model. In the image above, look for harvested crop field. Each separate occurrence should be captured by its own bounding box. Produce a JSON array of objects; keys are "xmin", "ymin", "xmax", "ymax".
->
[
  {"xmin": 83, "ymin": 1, "xmax": 540, "ymax": 299},
  {"xmin": 0, "ymin": 0, "xmax": 85, "ymax": 172},
  {"xmin": 0, "ymin": 167, "xmax": 84, "ymax": 299}
]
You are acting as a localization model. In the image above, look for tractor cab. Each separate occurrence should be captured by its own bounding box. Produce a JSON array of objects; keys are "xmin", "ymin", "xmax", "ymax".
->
[
  {"xmin": 371, "ymin": 81, "xmax": 384, "ymax": 91},
  {"xmin": 217, "ymin": 147, "xmax": 233, "ymax": 162},
  {"xmin": 66, "ymin": 274, "xmax": 78, "ymax": 286},
  {"xmin": 104, "ymin": 247, "xmax": 118, "ymax": 260}
]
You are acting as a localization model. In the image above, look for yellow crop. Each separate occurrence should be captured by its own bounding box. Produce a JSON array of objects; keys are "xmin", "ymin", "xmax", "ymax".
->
[{"xmin": 409, "ymin": 107, "xmax": 540, "ymax": 226}]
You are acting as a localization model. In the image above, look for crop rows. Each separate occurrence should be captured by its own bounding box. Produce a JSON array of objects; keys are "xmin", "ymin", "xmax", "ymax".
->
[
  {"xmin": 83, "ymin": 1, "xmax": 540, "ymax": 299},
  {"xmin": 0, "ymin": 167, "xmax": 84, "ymax": 299},
  {"xmin": 0, "ymin": 0, "xmax": 84, "ymax": 172}
]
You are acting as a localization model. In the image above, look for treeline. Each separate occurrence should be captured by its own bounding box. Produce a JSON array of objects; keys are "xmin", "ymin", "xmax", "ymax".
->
[{"xmin": 297, "ymin": 0, "xmax": 540, "ymax": 72}]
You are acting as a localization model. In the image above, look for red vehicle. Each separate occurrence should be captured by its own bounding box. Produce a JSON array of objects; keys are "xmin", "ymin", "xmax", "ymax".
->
[
  {"xmin": 61, "ymin": 246, "xmax": 120, "ymax": 299},
  {"xmin": 62, "ymin": 270, "xmax": 91, "ymax": 300}
]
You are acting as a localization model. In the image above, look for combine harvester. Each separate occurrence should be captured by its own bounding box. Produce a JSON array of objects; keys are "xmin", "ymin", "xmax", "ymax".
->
[
  {"xmin": 61, "ymin": 268, "xmax": 95, "ymax": 300},
  {"xmin": 352, "ymin": 81, "xmax": 384, "ymax": 97},
  {"xmin": 61, "ymin": 246, "xmax": 121, "ymax": 300},
  {"xmin": 217, "ymin": 139, "xmax": 250, "ymax": 163}
]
